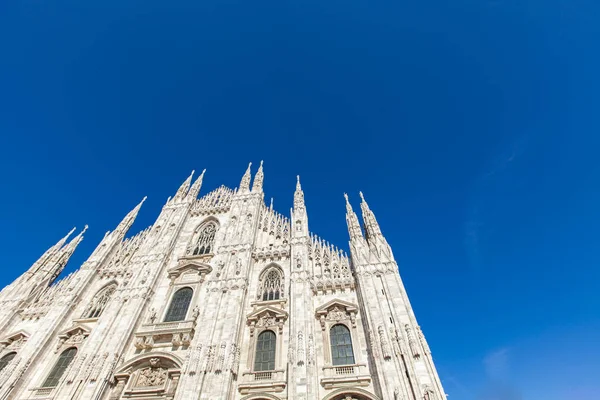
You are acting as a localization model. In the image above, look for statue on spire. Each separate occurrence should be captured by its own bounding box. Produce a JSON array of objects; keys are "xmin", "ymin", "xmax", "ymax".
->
[
  {"xmin": 239, "ymin": 162, "xmax": 252, "ymax": 193},
  {"xmin": 188, "ymin": 169, "xmax": 206, "ymax": 200},
  {"xmin": 294, "ymin": 175, "xmax": 305, "ymax": 210},
  {"xmin": 344, "ymin": 193, "xmax": 364, "ymax": 241},
  {"xmin": 252, "ymin": 161, "xmax": 264, "ymax": 192},
  {"xmin": 173, "ymin": 170, "xmax": 195, "ymax": 202},
  {"xmin": 115, "ymin": 196, "xmax": 147, "ymax": 237},
  {"xmin": 359, "ymin": 191, "xmax": 382, "ymax": 239}
]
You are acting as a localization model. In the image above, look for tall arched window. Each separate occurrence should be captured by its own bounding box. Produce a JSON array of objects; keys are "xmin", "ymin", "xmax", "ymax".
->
[
  {"xmin": 257, "ymin": 267, "xmax": 283, "ymax": 301},
  {"xmin": 330, "ymin": 324, "xmax": 355, "ymax": 366},
  {"xmin": 42, "ymin": 347, "xmax": 77, "ymax": 388},
  {"xmin": 0, "ymin": 352, "xmax": 16, "ymax": 373},
  {"xmin": 192, "ymin": 222, "xmax": 217, "ymax": 255},
  {"xmin": 164, "ymin": 287, "xmax": 193, "ymax": 322},
  {"xmin": 254, "ymin": 330, "xmax": 276, "ymax": 371},
  {"xmin": 83, "ymin": 283, "xmax": 117, "ymax": 319}
]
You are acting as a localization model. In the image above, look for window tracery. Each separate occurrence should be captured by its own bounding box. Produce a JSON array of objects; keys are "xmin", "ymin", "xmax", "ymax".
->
[
  {"xmin": 257, "ymin": 267, "xmax": 284, "ymax": 301},
  {"xmin": 83, "ymin": 283, "xmax": 117, "ymax": 319},
  {"xmin": 164, "ymin": 287, "xmax": 193, "ymax": 322},
  {"xmin": 0, "ymin": 352, "xmax": 16, "ymax": 373},
  {"xmin": 330, "ymin": 324, "xmax": 355, "ymax": 366},
  {"xmin": 254, "ymin": 330, "xmax": 276, "ymax": 371},
  {"xmin": 190, "ymin": 222, "xmax": 217, "ymax": 256},
  {"xmin": 42, "ymin": 347, "xmax": 77, "ymax": 388}
]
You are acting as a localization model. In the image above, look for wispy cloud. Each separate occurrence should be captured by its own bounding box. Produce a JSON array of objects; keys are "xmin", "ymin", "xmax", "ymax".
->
[
  {"xmin": 478, "ymin": 348, "xmax": 522, "ymax": 400},
  {"xmin": 464, "ymin": 134, "xmax": 529, "ymax": 272},
  {"xmin": 483, "ymin": 348, "xmax": 510, "ymax": 380}
]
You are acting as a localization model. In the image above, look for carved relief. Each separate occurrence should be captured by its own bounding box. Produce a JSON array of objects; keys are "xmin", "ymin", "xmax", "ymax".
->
[
  {"xmin": 135, "ymin": 366, "xmax": 167, "ymax": 387},
  {"xmin": 405, "ymin": 324, "xmax": 421, "ymax": 359},
  {"xmin": 378, "ymin": 325, "xmax": 391, "ymax": 360}
]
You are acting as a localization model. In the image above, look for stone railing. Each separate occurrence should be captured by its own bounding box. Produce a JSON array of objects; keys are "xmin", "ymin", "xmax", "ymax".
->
[
  {"xmin": 320, "ymin": 363, "xmax": 371, "ymax": 389},
  {"xmin": 238, "ymin": 369, "xmax": 286, "ymax": 395},
  {"xmin": 134, "ymin": 320, "xmax": 195, "ymax": 349},
  {"xmin": 32, "ymin": 387, "xmax": 54, "ymax": 397}
]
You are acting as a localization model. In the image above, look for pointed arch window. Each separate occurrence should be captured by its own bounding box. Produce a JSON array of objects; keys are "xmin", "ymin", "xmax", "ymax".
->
[
  {"xmin": 164, "ymin": 287, "xmax": 193, "ymax": 322},
  {"xmin": 0, "ymin": 352, "xmax": 16, "ymax": 373},
  {"xmin": 254, "ymin": 330, "xmax": 276, "ymax": 371},
  {"xmin": 330, "ymin": 324, "xmax": 355, "ymax": 366},
  {"xmin": 42, "ymin": 347, "xmax": 77, "ymax": 388},
  {"xmin": 83, "ymin": 283, "xmax": 117, "ymax": 319},
  {"xmin": 192, "ymin": 222, "xmax": 217, "ymax": 255},
  {"xmin": 257, "ymin": 267, "xmax": 283, "ymax": 301}
]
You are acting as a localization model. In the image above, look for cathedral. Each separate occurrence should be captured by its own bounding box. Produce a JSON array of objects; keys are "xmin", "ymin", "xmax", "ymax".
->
[{"xmin": 0, "ymin": 163, "xmax": 446, "ymax": 400}]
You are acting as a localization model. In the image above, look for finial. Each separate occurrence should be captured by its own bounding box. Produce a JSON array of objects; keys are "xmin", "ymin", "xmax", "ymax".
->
[
  {"xmin": 344, "ymin": 193, "xmax": 349, "ymax": 203},
  {"xmin": 270, "ymin": 197, "xmax": 274, "ymax": 209},
  {"xmin": 296, "ymin": 175, "xmax": 302, "ymax": 190},
  {"xmin": 252, "ymin": 161, "xmax": 264, "ymax": 192},
  {"xmin": 359, "ymin": 191, "xmax": 365, "ymax": 201},
  {"xmin": 82, "ymin": 225, "xmax": 89, "ymax": 234}
]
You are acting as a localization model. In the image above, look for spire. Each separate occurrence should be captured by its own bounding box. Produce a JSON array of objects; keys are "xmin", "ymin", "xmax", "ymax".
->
[
  {"xmin": 26, "ymin": 226, "xmax": 77, "ymax": 278},
  {"xmin": 359, "ymin": 191, "xmax": 382, "ymax": 240},
  {"xmin": 239, "ymin": 162, "xmax": 252, "ymax": 193},
  {"xmin": 293, "ymin": 175, "xmax": 305, "ymax": 210},
  {"xmin": 44, "ymin": 225, "xmax": 88, "ymax": 285},
  {"xmin": 344, "ymin": 193, "xmax": 364, "ymax": 241},
  {"xmin": 56, "ymin": 227, "xmax": 77, "ymax": 250},
  {"xmin": 252, "ymin": 161, "xmax": 264, "ymax": 192},
  {"xmin": 114, "ymin": 196, "xmax": 146, "ymax": 237},
  {"xmin": 174, "ymin": 170, "xmax": 195, "ymax": 201},
  {"xmin": 188, "ymin": 169, "xmax": 206, "ymax": 200}
]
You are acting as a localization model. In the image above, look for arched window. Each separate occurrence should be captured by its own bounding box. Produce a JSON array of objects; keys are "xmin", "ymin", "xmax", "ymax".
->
[
  {"xmin": 330, "ymin": 324, "xmax": 355, "ymax": 366},
  {"xmin": 192, "ymin": 222, "xmax": 217, "ymax": 255},
  {"xmin": 42, "ymin": 347, "xmax": 77, "ymax": 388},
  {"xmin": 83, "ymin": 283, "xmax": 117, "ymax": 319},
  {"xmin": 0, "ymin": 352, "xmax": 16, "ymax": 373},
  {"xmin": 257, "ymin": 267, "xmax": 283, "ymax": 301},
  {"xmin": 164, "ymin": 287, "xmax": 193, "ymax": 322},
  {"xmin": 254, "ymin": 330, "xmax": 276, "ymax": 371}
]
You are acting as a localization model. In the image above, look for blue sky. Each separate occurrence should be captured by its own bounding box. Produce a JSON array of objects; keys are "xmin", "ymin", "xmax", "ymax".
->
[{"xmin": 1, "ymin": 0, "xmax": 599, "ymax": 398}]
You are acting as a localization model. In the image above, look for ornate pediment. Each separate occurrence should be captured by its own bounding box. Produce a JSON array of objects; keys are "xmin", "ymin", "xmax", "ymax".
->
[
  {"xmin": 315, "ymin": 299, "xmax": 358, "ymax": 330},
  {"xmin": 56, "ymin": 323, "xmax": 90, "ymax": 351},
  {"xmin": 168, "ymin": 258, "xmax": 212, "ymax": 280},
  {"xmin": 247, "ymin": 306, "xmax": 288, "ymax": 335},
  {"xmin": 112, "ymin": 353, "xmax": 183, "ymax": 400},
  {"xmin": 0, "ymin": 330, "xmax": 29, "ymax": 351}
]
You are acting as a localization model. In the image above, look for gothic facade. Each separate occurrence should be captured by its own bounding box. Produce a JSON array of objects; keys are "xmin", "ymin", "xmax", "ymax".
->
[{"xmin": 0, "ymin": 163, "xmax": 446, "ymax": 400}]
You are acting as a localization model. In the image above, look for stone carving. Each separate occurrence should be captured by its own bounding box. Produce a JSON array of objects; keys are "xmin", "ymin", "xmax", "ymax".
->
[
  {"xmin": 307, "ymin": 334, "xmax": 315, "ymax": 366},
  {"xmin": 288, "ymin": 336, "xmax": 295, "ymax": 365},
  {"xmin": 405, "ymin": 324, "xmax": 420, "ymax": 359},
  {"xmin": 148, "ymin": 308, "xmax": 157, "ymax": 323},
  {"xmin": 257, "ymin": 312, "xmax": 277, "ymax": 328},
  {"xmin": 296, "ymin": 330, "xmax": 305, "ymax": 366},
  {"xmin": 378, "ymin": 325, "xmax": 391, "ymax": 360},
  {"xmin": 6, "ymin": 336, "xmax": 25, "ymax": 350},
  {"xmin": 136, "ymin": 366, "xmax": 167, "ymax": 387},
  {"xmin": 423, "ymin": 385, "xmax": 437, "ymax": 400},
  {"xmin": 326, "ymin": 306, "xmax": 347, "ymax": 322},
  {"xmin": 416, "ymin": 326, "xmax": 431, "ymax": 355}
]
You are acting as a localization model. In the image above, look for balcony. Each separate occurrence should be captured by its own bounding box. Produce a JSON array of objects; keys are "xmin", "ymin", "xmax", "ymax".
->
[
  {"xmin": 320, "ymin": 363, "xmax": 371, "ymax": 389},
  {"xmin": 134, "ymin": 320, "xmax": 195, "ymax": 349},
  {"xmin": 238, "ymin": 369, "xmax": 286, "ymax": 394}
]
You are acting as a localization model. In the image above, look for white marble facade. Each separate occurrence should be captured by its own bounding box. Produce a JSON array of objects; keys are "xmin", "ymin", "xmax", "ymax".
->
[{"xmin": 0, "ymin": 163, "xmax": 445, "ymax": 400}]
